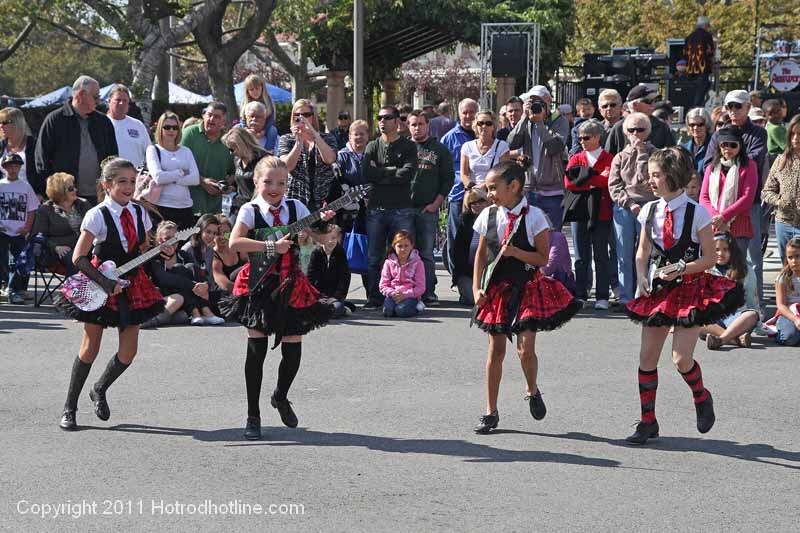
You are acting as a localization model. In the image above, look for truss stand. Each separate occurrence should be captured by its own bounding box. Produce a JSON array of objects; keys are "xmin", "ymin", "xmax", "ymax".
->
[{"xmin": 480, "ymin": 22, "xmax": 541, "ymax": 110}]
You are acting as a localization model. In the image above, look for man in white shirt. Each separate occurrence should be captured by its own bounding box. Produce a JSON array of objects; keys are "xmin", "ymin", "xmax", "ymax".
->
[{"xmin": 106, "ymin": 84, "xmax": 151, "ymax": 168}]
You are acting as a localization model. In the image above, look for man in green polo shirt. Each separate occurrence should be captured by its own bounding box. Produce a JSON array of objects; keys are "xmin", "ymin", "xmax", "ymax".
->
[{"xmin": 181, "ymin": 101, "xmax": 235, "ymax": 216}]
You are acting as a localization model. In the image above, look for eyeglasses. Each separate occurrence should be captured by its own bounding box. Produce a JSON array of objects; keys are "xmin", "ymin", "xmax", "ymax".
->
[
  {"xmin": 688, "ymin": 122, "xmax": 706, "ymax": 128},
  {"xmin": 292, "ymin": 111, "xmax": 314, "ymax": 118},
  {"xmin": 475, "ymin": 121, "xmax": 494, "ymax": 127},
  {"xmin": 600, "ymin": 103, "xmax": 618, "ymax": 109},
  {"xmin": 627, "ymin": 127, "xmax": 647, "ymax": 133},
  {"xmin": 377, "ymin": 114, "xmax": 397, "ymax": 122},
  {"xmin": 720, "ymin": 141, "xmax": 740, "ymax": 149},
  {"xmin": 578, "ymin": 136, "xmax": 594, "ymax": 141},
  {"xmin": 725, "ymin": 102, "xmax": 744, "ymax": 110},
  {"xmin": 162, "ymin": 125, "xmax": 179, "ymax": 131},
  {"xmin": 0, "ymin": 120, "xmax": 13, "ymax": 126},
  {"xmin": 398, "ymin": 115, "xmax": 408, "ymax": 122}
]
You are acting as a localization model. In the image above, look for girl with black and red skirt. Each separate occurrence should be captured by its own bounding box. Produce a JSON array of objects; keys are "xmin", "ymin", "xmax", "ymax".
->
[
  {"xmin": 471, "ymin": 160, "xmax": 581, "ymax": 434},
  {"xmin": 624, "ymin": 147, "xmax": 743, "ymax": 444},
  {"xmin": 55, "ymin": 158, "xmax": 164, "ymax": 431},
  {"xmin": 219, "ymin": 156, "xmax": 334, "ymax": 440}
]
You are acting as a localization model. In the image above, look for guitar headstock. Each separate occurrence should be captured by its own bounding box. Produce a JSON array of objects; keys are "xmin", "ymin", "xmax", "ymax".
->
[
  {"xmin": 347, "ymin": 184, "xmax": 372, "ymax": 203},
  {"xmin": 174, "ymin": 226, "xmax": 201, "ymax": 241}
]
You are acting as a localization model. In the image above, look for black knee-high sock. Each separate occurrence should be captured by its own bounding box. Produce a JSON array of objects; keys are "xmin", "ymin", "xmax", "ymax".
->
[
  {"xmin": 245, "ymin": 338, "xmax": 269, "ymax": 418},
  {"xmin": 93, "ymin": 354, "xmax": 130, "ymax": 394},
  {"xmin": 64, "ymin": 357, "xmax": 92, "ymax": 411},
  {"xmin": 274, "ymin": 342, "xmax": 301, "ymax": 401}
]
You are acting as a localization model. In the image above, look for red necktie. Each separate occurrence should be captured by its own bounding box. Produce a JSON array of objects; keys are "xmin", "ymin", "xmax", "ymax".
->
[
  {"xmin": 119, "ymin": 208, "xmax": 137, "ymax": 253},
  {"xmin": 503, "ymin": 207, "xmax": 528, "ymax": 241},
  {"xmin": 663, "ymin": 207, "xmax": 675, "ymax": 250},
  {"xmin": 269, "ymin": 206, "xmax": 283, "ymax": 227}
]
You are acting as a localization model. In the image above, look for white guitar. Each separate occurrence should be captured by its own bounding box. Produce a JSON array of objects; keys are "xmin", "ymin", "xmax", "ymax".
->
[
  {"xmin": 646, "ymin": 259, "xmax": 686, "ymax": 293},
  {"xmin": 60, "ymin": 226, "xmax": 199, "ymax": 311}
]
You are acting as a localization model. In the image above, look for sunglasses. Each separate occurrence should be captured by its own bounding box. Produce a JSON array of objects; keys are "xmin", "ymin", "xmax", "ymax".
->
[
  {"xmin": 688, "ymin": 122, "xmax": 706, "ymax": 128},
  {"xmin": 0, "ymin": 120, "xmax": 13, "ymax": 126},
  {"xmin": 292, "ymin": 111, "xmax": 314, "ymax": 118},
  {"xmin": 720, "ymin": 141, "xmax": 740, "ymax": 149},
  {"xmin": 475, "ymin": 121, "xmax": 494, "ymax": 127},
  {"xmin": 725, "ymin": 102, "xmax": 744, "ymax": 110},
  {"xmin": 377, "ymin": 114, "xmax": 397, "ymax": 121},
  {"xmin": 66, "ymin": 186, "xmax": 76, "ymax": 192},
  {"xmin": 600, "ymin": 103, "xmax": 618, "ymax": 109},
  {"xmin": 578, "ymin": 135, "xmax": 594, "ymax": 141},
  {"xmin": 162, "ymin": 125, "xmax": 179, "ymax": 131},
  {"xmin": 627, "ymin": 127, "xmax": 646, "ymax": 133}
]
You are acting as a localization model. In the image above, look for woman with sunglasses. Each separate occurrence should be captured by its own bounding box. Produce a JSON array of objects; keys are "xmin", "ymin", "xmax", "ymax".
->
[
  {"xmin": 278, "ymin": 99, "xmax": 338, "ymax": 212},
  {"xmin": 31, "ymin": 172, "xmax": 91, "ymax": 276},
  {"xmin": 0, "ymin": 107, "xmax": 45, "ymax": 197},
  {"xmin": 681, "ymin": 108, "xmax": 712, "ymax": 177},
  {"xmin": 221, "ymin": 127, "xmax": 267, "ymax": 219},
  {"xmin": 608, "ymin": 112, "xmax": 658, "ymax": 307},
  {"xmin": 700, "ymin": 127, "xmax": 757, "ymax": 254},
  {"xmin": 460, "ymin": 110, "xmax": 511, "ymax": 191},
  {"xmin": 762, "ymin": 115, "xmax": 800, "ymax": 264},
  {"xmin": 146, "ymin": 111, "xmax": 200, "ymax": 230}
]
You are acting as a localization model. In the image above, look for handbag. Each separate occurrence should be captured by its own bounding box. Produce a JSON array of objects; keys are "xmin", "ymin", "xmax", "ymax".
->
[
  {"xmin": 343, "ymin": 225, "xmax": 368, "ymax": 274},
  {"xmin": 134, "ymin": 146, "xmax": 163, "ymax": 203}
]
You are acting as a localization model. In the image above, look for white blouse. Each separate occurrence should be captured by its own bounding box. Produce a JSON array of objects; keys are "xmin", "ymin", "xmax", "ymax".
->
[
  {"xmin": 461, "ymin": 139, "xmax": 510, "ymax": 184},
  {"xmin": 146, "ymin": 145, "xmax": 200, "ymax": 209}
]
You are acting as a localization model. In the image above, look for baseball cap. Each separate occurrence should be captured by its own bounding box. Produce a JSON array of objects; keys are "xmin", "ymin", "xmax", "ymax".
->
[
  {"xmin": 626, "ymin": 84, "xmax": 658, "ymax": 102},
  {"xmin": 717, "ymin": 126, "xmax": 743, "ymax": 144},
  {"xmin": 520, "ymin": 85, "xmax": 551, "ymax": 102},
  {"xmin": 1, "ymin": 153, "xmax": 23, "ymax": 167},
  {"xmin": 724, "ymin": 90, "xmax": 750, "ymax": 105},
  {"xmin": 338, "ymin": 110, "xmax": 350, "ymax": 120},
  {"xmin": 558, "ymin": 103, "xmax": 572, "ymax": 114}
]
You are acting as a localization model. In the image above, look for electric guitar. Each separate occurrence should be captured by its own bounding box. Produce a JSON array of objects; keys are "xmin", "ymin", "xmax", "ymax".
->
[
  {"xmin": 61, "ymin": 226, "xmax": 199, "ymax": 311},
  {"xmin": 646, "ymin": 259, "xmax": 686, "ymax": 294}
]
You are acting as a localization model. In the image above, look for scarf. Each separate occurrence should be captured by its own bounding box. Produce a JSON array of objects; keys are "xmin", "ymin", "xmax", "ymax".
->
[{"xmin": 709, "ymin": 159, "xmax": 739, "ymax": 214}]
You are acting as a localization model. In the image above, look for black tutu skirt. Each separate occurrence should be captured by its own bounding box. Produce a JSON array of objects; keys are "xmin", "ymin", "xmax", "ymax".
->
[
  {"xmin": 219, "ymin": 262, "xmax": 330, "ymax": 337},
  {"xmin": 474, "ymin": 270, "xmax": 582, "ymax": 334},
  {"xmin": 54, "ymin": 267, "xmax": 165, "ymax": 328},
  {"xmin": 625, "ymin": 272, "xmax": 744, "ymax": 328}
]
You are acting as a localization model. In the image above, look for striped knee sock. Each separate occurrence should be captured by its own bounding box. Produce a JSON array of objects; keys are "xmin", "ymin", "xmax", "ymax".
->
[
  {"xmin": 638, "ymin": 368, "xmax": 658, "ymax": 424},
  {"xmin": 680, "ymin": 361, "xmax": 709, "ymax": 404}
]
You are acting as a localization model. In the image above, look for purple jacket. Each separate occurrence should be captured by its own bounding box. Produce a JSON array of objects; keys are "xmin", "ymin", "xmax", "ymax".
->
[
  {"xmin": 543, "ymin": 231, "xmax": 573, "ymax": 277},
  {"xmin": 379, "ymin": 249, "xmax": 426, "ymax": 299}
]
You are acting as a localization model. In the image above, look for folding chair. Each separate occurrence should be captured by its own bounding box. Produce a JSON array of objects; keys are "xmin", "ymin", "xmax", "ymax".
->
[{"xmin": 32, "ymin": 250, "xmax": 67, "ymax": 308}]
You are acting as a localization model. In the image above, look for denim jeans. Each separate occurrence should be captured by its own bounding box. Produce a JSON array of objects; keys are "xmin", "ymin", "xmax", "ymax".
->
[
  {"xmin": 775, "ymin": 222, "xmax": 800, "ymax": 266},
  {"xmin": 456, "ymin": 275, "xmax": 474, "ymax": 305},
  {"xmin": 445, "ymin": 200, "xmax": 463, "ymax": 275},
  {"xmin": 747, "ymin": 203, "xmax": 764, "ymax": 305},
  {"xmin": 571, "ymin": 220, "xmax": 613, "ymax": 300},
  {"xmin": 383, "ymin": 296, "xmax": 419, "ymax": 317},
  {"xmin": 612, "ymin": 205, "xmax": 641, "ymax": 304},
  {"xmin": 527, "ymin": 192, "xmax": 564, "ymax": 230},
  {"xmin": 776, "ymin": 316, "xmax": 800, "ymax": 346},
  {"xmin": 0, "ymin": 233, "xmax": 29, "ymax": 294},
  {"xmin": 414, "ymin": 208, "xmax": 439, "ymax": 298},
  {"xmin": 331, "ymin": 300, "xmax": 346, "ymax": 318},
  {"xmin": 366, "ymin": 207, "xmax": 415, "ymax": 303}
]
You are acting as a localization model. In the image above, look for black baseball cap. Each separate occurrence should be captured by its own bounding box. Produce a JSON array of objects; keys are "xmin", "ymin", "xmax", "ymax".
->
[
  {"xmin": 338, "ymin": 111, "xmax": 351, "ymax": 120},
  {"xmin": 626, "ymin": 85, "xmax": 658, "ymax": 102},
  {"xmin": 1, "ymin": 153, "xmax": 23, "ymax": 167}
]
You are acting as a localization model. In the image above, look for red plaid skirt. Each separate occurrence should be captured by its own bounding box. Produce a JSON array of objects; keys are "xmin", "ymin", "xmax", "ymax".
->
[
  {"xmin": 474, "ymin": 270, "xmax": 581, "ymax": 334},
  {"xmin": 232, "ymin": 262, "xmax": 319, "ymax": 308},
  {"xmin": 625, "ymin": 272, "xmax": 744, "ymax": 327},
  {"xmin": 105, "ymin": 267, "xmax": 163, "ymax": 311}
]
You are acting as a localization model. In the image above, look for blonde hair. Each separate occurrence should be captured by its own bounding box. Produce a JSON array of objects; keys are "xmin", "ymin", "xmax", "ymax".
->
[
  {"xmin": 45, "ymin": 172, "xmax": 76, "ymax": 203},
  {"xmin": 156, "ymin": 220, "xmax": 178, "ymax": 237},
  {"xmin": 349, "ymin": 119, "xmax": 368, "ymax": 133},
  {"xmin": 241, "ymin": 74, "xmax": 275, "ymax": 121},
  {"xmin": 221, "ymin": 127, "xmax": 266, "ymax": 160},
  {"xmin": 0, "ymin": 107, "xmax": 30, "ymax": 138},
  {"xmin": 154, "ymin": 111, "xmax": 182, "ymax": 146},
  {"xmin": 462, "ymin": 185, "xmax": 489, "ymax": 210},
  {"xmin": 291, "ymin": 99, "xmax": 319, "ymax": 130},
  {"xmin": 254, "ymin": 155, "xmax": 288, "ymax": 179}
]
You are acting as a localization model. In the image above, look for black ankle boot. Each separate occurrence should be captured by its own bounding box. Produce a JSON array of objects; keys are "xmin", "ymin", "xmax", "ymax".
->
[
  {"xmin": 474, "ymin": 411, "xmax": 499, "ymax": 434},
  {"xmin": 695, "ymin": 390, "xmax": 715, "ymax": 434},
  {"xmin": 89, "ymin": 387, "xmax": 110, "ymax": 421},
  {"xmin": 271, "ymin": 393, "xmax": 298, "ymax": 428},
  {"xmin": 526, "ymin": 390, "xmax": 546, "ymax": 420},
  {"xmin": 625, "ymin": 420, "xmax": 660, "ymax": 445},
  {"xmin": 60, "ymin": 409, "xmax": 77, "ymax": 431},
  {"xmin": 244, "ymin": 417, "xmax": 261, "ymax": 440}
]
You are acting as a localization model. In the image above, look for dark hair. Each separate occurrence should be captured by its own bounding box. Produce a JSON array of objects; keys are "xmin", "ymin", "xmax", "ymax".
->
[
  {"xmin": 778, "ymin": 115, "xmax": 800, "ymax": 171},
  {"xmin": 576, "ymin": 97, "xmax": 594, "ymax": 107},
  {"xmin": 380, "ymin": 105, "xmax": 399, "ymax": 118},
  {"xmin": 763, "ymin": 99, "xmax": 781, "ymax": 113},
  {"xmin": 191, "ymin": 213, "xmax": 220, "ymax": 248},
  {"xmin": 648, "ymin": 146, "xmax": 693, "ymax": 191},
  {"xmin": 398, "ymin": 104, "xmax": 413, "ymax": 114},
  {"xmin": 387, "ymin": 229, "xmax": 414, "ymax": 257},
  {"xmin": 505, "ymin": 96, "xmax": 523, "ymax": 106},
  {"xmin": 486, "ymin": 158, "xmax": 531, "ymax": 192},
  {"xmin": 712, "ymin": 127, "xmax": 749, "ymax": 168},
  {"xmin": 203, "ymin": 101, "xmax": 227, "ymax": 115},
  {"xmin": 714, "ymin": 232, "xmax": 747, "ymax": 282},
  {"xmin": 408, "ymin": 109, "xmax": 428, "ymax": 123},
  {"xmin": 780, "ymin": 236, "xmax": 800, "ymax": 293}
]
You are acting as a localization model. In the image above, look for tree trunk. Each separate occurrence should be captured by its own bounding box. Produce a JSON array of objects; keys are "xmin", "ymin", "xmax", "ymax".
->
[
  {"xmin": 206, "ymin": 53, "xmax": 238, "ymax": 119},
  {"xmin": 152, "ymin": 18, "xmax": 171, "ymax": 108},
  {"xmin": 131, "ymin": 44, "xmax": 165, "ymax": 126}
]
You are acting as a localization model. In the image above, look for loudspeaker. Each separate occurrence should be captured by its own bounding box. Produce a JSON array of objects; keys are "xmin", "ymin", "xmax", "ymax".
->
[
  {"xmin": 583, "ymin": 53, "xmax": 607, "ymax": 78},
  {"xmin": 666, "ymin": 38, "xmax": 686, "ymax": 71},
  {"xmin": 492, "ymin": 34, "xmax": 527, "ymax": 78}
]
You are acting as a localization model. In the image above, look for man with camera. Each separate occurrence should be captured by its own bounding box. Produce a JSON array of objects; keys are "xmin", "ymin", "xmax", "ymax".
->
[{"xmin": 507, "ymin": 85, "xmax": 567, "ymax": 229}]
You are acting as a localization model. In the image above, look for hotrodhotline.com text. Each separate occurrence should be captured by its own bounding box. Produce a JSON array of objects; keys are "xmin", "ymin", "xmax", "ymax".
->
[{"xmin": 16, "ymin": 499, "xmax": 305, "ymax": 519}]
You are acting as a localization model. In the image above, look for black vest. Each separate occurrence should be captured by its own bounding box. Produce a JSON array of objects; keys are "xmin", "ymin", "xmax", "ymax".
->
[
  {"xmin": 646, "ymin": 201, "xmax": 699, "ymax": 290},
  {"xmin": 247, "ymin": 201, "xmax": 298, "ymax": 290},
  {"xmin": 486, "ymin": 205, "xmax": 537, "ymax": 283},
  {"xmin": 93, "ymin": 204, "xmax": 145, "ymax": 273}
]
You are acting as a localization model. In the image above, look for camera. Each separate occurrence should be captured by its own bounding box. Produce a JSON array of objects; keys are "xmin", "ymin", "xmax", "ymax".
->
[{"xmin": 530, "ymin": 101, "xmax": 544, "ymax": 114}]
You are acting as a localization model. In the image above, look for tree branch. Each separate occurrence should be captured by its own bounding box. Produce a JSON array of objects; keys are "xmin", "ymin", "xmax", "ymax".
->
[
  {"xmin": 83, "ymin": 0, "xmax": 132, "ymax": 38},
  {"xmin": 37, "ymin": 17, "xmax": 127, "ymax": 50},
  {"xmin": 263, "ymin": 32, "xmax": 300, "ymax": 76},
  {"xmin": 167, "ymin": 51, "xmax": 207, "ymax": 64},
  {"xmin": 169, "ymin": 0, "xmax": 228, "ymax": 44},
  {"xmin": 0, "ymin": 20, "xmax": 35, "ymax": 63},
  {"xmin": 172, "ymin": 26, "xmax": 248, "ymax": 48},
  {"xmin": 219, "ymin": 0, "xmax": 277, "ymax": 62}
]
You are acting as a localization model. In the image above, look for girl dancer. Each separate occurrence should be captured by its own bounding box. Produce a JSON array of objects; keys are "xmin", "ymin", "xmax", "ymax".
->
[
  {"xmin": 625, "ymin": 147, "xmax": 743, "ymax": 444},
  {"xmin": 220, "ymin": 156, "xmax": 333, "ymax": 440},
  {"xmin": 472, "ymin": 160, "xmax": 581, "ymax": 434},
  {"xmin": 56, "ymin": 158, "xmax": 165, "ymax": 430}
]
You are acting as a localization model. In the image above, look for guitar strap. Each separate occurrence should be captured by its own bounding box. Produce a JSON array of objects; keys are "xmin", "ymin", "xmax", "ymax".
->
[{"xmin": 485, "ymin": 206, "xmax": 499, "ymax": 260}]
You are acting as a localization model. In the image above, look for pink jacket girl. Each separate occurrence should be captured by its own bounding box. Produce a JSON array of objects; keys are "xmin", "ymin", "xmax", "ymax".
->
[{"xmin": 380, "ymin": 230, "xmax": 426, "ymax": 317}]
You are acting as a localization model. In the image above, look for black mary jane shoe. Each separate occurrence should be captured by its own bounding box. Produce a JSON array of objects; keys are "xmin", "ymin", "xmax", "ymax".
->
[
  {"xmin": 89, "ymin": 388, "xmax": 110, "ymax": 421},
  {"xmin": 60, "ymin": 410, "xmax": 78, "ymax": 431},
  {"xmin": 244, "ymin": 417, "xmax": 261, "ymax": 440},
  {"xmin": 270, "ymin": 394, "xmax": 298, "ymax": 428},
  {"xmin": 474, "ymin": 411, "xmax": 499, "ymax": 434},
  {"xmin": 625, "ymin": 420, "xmax": 660, "ymax": 445},
  {"xmin": 526, "ymin": 390, "xmax": 547, "ymax": 420},
  {"xmin": 695, "ymin": 390, "xmax": 715, "ymax": 434}
]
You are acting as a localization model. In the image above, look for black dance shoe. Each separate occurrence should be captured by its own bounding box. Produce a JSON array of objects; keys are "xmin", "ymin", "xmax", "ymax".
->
[
  {"xmin": 474, "ymin": 411, "xmax": 499, "ymax": 434},
  {"xmin": 270, "ymin": 394, "xmax": 298, "ymax": 428},
  {"xmin": 695, "ymin": 391, "xmax": 715, "ymax": 434},
  {"xmin": 526, "ymin": 390, "xmax": 547, "ymax": 420},
  {"xmin": 244, "ymin": 417, "xmax": 261, "ymax": 440},
  {"xmin": 625, "ymin": 420, "xmax": 660, "ymax": 445},
  {"xmin": 89, "ymin": 387, "xmax": 110, "ymax": 421},
  {"xmin": 60, "ymin": 410, "xmax": 77, "ymax": 431}
]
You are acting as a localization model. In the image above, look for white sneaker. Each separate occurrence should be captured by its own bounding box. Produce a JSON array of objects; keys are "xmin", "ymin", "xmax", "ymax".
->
[
  {"xmin": 611, "ymin": 286, "xmax": 621, "ymax": 300},
  {"xmin": 190, "ymin": 317, "xmax": 205, "ymax": 326},
  {"xmin": 416, "ymin": 301, "xmax": 426, "ymax": 313},
  {"xmin": 203, "ymin": 315, "xmax": 225, "ymax": 325},
  {"xmin": 594, "ymin": 299, "xmax": 610, "ymax": 310}
]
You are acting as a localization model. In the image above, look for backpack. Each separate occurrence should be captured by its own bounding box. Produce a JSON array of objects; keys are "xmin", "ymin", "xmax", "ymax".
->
[{"xmin": 134, "ymin": 146, "xmax": 163, "ymax": 203}]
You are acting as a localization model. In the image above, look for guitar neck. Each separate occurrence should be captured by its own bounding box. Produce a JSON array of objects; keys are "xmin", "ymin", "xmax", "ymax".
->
[
  {"xmin": 114, "ymin": 235, "xmax": 181, "ymax": 276},
  {"xmin": 274, "ymin": 195, "xmax": 354, "ymax": 238}
]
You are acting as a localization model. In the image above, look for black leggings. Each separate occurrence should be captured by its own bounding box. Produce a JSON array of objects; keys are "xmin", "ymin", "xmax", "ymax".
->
[{"xmin": 245, "ymin": 339, "xmax": 302, "ymax": 418}]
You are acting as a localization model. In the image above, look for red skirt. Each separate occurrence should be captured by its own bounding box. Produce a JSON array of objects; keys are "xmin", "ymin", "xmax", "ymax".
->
[
  {"xmin": 625, "ymin": 272, "xmax": 744, "ymax": 327},
  {"xmin": 474, "ymin": 270, "xmax": 581, "ymax": 334}
]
